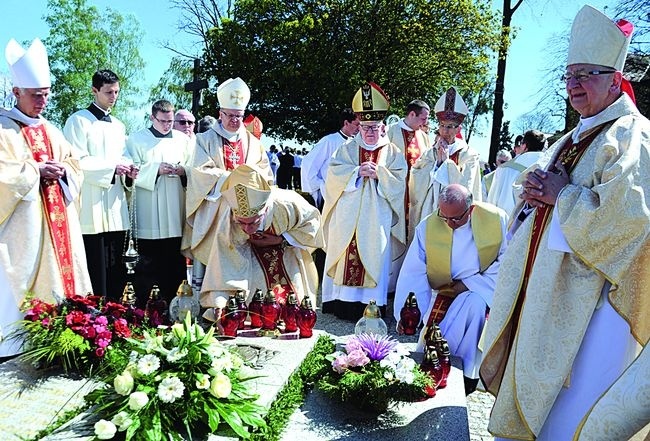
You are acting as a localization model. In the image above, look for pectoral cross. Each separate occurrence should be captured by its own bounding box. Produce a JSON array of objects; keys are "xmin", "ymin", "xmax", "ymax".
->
[{"xmin": 226, "ymin": 149, "xmax": 241, "ymax": 164}]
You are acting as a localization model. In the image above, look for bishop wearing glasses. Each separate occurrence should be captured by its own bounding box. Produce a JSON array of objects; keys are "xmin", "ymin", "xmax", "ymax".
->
[
  {"xmin": 182, "ymin": 78, "xmax": 273, "ymax": 278},
  {"xmin": 408, "ymin": 87, "xmax": 484, "ymax": 242},
  {"xmin": 394, "ymin": 184, "xmax": 508, "ymax": 394},
  {"xmin": 321, "ymin": 82, "xmax": 407, "ymax": 321}
]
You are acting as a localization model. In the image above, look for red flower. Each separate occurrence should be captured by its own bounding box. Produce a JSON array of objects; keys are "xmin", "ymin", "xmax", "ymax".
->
[
  {"xmin": 95, "ymin": 347, "xmax": 105, "ymax": 357},
  {"xmin": 66, "ymin": 310, "xmax": 91, "ymax": 329},
  {"xmin": 113, "ymin": 318, "xmax": 132, "ymax": 338},
  {"xmin": 103, "ymin": 302, "xmax": 128, "ymax": 318}
]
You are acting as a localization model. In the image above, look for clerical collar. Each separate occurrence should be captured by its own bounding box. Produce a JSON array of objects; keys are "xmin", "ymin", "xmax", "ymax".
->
[
  {"xmin": 214, "ymin": 122, "xmax": 241, "ymax": 142},
  {"xmin": 398, "ymin": 119, "xmax": 415, "ymax": 132},
  {"xmin": 149, "ymin": 127, "xmax": 172, "ymax": 138},
  {"xmin": 8, "ymin": 107, "xmax": 41, "ymax": 126},
  {"xmin": 87, "ymin": 102, "xmax": 112, "ymax": 122}
]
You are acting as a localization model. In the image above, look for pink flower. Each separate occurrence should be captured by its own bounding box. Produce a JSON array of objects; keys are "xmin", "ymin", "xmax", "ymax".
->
[
  {"xmin": 332, "ymin": 355, "xmax": 349, "ymax": 374},
  {"xmin": 95, "ymin": 347, "xmax": 106, "ymax": 357},
  {"xmin": 346, "ymin": 349, "xmax": 370, "ymax": 368},
  {"xmin": 94, "ymin": 316, "xmax": 108, "ymax": 326}
]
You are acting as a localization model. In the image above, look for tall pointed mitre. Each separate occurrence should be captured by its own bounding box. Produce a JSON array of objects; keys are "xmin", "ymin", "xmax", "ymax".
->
[
  {"xmin": 352, "ymin": 82, "xmax": 390, "ymax": 122},
  {"xmin": 434, "ymin": 87, "xmax": 468, "ymax": 124},
  {"xmin": 567, "ymin": 5, "xmax": 633, "ymax": 71},
  {"xmin": 222, "ymin": 165, "xmax": 272, "ymax": 218},
  {"xmin": 5, "ymin": 38, "xmax": 51, "ymax": 88},
  {"xmin": 217, "ymin": 77, "xmax": 251, "ymax": 111},
  {"xmin": 243, "ymin": 114, "xmax": 263, "ymax": 139}
]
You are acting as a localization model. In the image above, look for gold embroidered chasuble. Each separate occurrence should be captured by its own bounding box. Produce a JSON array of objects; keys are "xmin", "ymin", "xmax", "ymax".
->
[
  {"xmin": 408, "ymin": 139, "xmax": 483, "ymax": 243},
  {"xmin": 0, "ymin": 110, "xmax": 92, "ymax": 303},
  {"xmin": 200, "ymin": 188, "xmax": 324, "ymax": 306},
  {"xmin": 322, "ymin": 135, "xmax": 407, "ymax": 288},
  {"xmin": 182, "ymin": 126, "xmax": 273, "ymax": 264},
  {"xmin": 479, "ymin": 94, "xmax": 650, "ymax": 440}
]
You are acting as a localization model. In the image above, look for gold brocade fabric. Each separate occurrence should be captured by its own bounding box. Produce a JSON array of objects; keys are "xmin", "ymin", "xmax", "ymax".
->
[
  {"xmin": 480, "ymin": 94, "xmax": 650, "ymax": 439},
  {"xmin": 181, "ymin": 128, "xmax": 273, "ymax": 264},
  {"xmin": 0, "ymin": 111, "xmax": 92, "ymax": 303},
  {"xmin": 199, "ymin": 188, "xmax": 323, "ymax": 307},
  {"xmin": 322, "ymin": 135, "xmax": 407, "ymax": 288}
]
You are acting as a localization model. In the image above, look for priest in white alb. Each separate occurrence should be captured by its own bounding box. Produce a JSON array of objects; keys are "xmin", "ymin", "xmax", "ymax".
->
[{"xmin": 394, "ymin": 184, "xmax": 508, "ymax": 395}]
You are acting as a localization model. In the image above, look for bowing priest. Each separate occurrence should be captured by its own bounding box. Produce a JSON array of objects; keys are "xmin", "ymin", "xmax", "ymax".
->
[
  {"xmin": 409, "ymin": 87, "xmax": 483, "ymax": 242},
  {"xmin": 394, "ymin": 184, "xmax": 508, "ymax": 395},
  {"xmin": 321, "ymin": 82, "xmax": 407, "ymax": 321},
  {"xmin": 200, "ymin": 164, "xmax": 323, "ymax": 311},
  {"xmin": 182, "ymin": 77, "xmax": 273, "ymax": 291},
  {"xmin": 0, "ymin": 38, "xmax": 92, "ymax": 357},
  {"xmin": 480, "ymin": 6, "xmax": 650, "ymax": 440}
]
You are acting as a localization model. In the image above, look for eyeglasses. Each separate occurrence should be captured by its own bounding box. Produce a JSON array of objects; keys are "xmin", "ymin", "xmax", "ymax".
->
[
  {"xmin": 437, "ymin": 205, "xmax": 471, "ymax": 222},
  {"xmin": 175, "ymin": 120, "xmax": 195, "ymax": 126},
  {"xmin": 221, "ymin": 111, "xmax": 245, "ymax": 121},
  {"xmin": 360, "ymin": 125, "xmax": 381, "ymax": 133},
  {"xmin": 153, "ymin": 116, "xmax": 174, "ymax": 124},
  {"xmin": 438, "ymin": 123, "xmax": 459, "ymax": 130},
  {"xmin": 561, "ymin": 70, "xmax": 616, "ymax": 84}
]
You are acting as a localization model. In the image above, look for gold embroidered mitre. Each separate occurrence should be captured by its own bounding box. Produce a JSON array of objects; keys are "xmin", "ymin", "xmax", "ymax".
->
[
  {"xmin": 434, "ymin": 87, "xmax": 468, "ymax": 124},
  {"xmin": 352, "ymin": 82, "xmax": 390, "ymax": 122},
  {"xmin": 222, "ymin": 164, "xmax": 271, "ymax": 217}
]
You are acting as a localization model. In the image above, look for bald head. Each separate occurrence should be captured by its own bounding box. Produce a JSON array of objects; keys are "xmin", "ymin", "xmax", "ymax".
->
[{"xmin": 440, "ymin": 184, "xmax": 472, "ymax": 207}]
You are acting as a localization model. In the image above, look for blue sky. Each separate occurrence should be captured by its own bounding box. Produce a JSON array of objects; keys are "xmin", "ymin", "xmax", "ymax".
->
[{"xmin": 1, "ymin": 0, "xmax": 615, "ymax": 160}]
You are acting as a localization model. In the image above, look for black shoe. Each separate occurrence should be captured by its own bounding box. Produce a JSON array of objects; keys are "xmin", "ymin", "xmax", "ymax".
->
[{"xmin": 464, "ymin": 376, "xmax": 479, "ymax": 395}]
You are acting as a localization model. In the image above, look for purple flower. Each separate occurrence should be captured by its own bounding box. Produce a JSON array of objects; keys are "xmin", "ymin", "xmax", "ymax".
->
[{"xmin": 348, "ymin": 333, "xmax": 398, "ymax": 361}]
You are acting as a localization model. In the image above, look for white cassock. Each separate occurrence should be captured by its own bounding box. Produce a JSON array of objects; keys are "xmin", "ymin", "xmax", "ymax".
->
[
  {"xmin": 394, "ymin": 211, "xmax": 508, "ymax": 378},
  {"xmin": 300, "ymin": 131, "xmax": 349, "ymax": 207},
  {"xmin": 486, "ymin": 151, "xmax": 543, "ymax": 217},
  {"xmin": 431, "ymin": 138, "xmax": 483, "ymax": 202}
]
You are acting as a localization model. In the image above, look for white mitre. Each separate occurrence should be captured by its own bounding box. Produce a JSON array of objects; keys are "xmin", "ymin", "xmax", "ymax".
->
[
  {"xmin": 567, "ymin": 5, "xmax": 633, "ymax": 71},
  {"xmin": 5, "ymin": 38, "xmax": 51, "ymax": 88},
  {"xmin": 217, "ymin": 77, "xmax": 251, "ymax": 111}
]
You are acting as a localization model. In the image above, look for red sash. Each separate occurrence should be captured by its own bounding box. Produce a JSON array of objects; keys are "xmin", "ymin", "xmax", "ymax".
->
[
  {"xmin": 402, "ymin": 129, "xmax": 422, "ymax": 231},
  {"xmin": 22, "ymin": 124, "xmax": 76, "ymax": 296},
  {"xmin": 250, "ymin": 226, "xmax": 295, "ymax": 305},
  {"xmin": 222, "ymin": 138, "xmax": 245, "ymax": 171},
  {"xmin": 501, "ymin": 124, "xmax": 607, "ymax": 357}
]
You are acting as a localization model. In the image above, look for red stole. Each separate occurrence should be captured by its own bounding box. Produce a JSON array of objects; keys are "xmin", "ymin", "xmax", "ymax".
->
[
  {"xmin": 341, "ymin": 146, "xmax": 382, "ymax": 286},
  {"xmin": 249, "ymin": 226, "xmax": 295, "ymax": 305},
  {"xmin": 449, "ymin": 149, "xmax": 460, "ymax": 165},
  {"xmin": 499, "ymin": 124, "xmax": 607, "ymax": 364},
  {"xmin": 21, "ymin": 124, "xmax": 76, "ymax": 296},
  {"xmin": 222, "ymin": 138, "xmax": 245, "ymax": 171}
]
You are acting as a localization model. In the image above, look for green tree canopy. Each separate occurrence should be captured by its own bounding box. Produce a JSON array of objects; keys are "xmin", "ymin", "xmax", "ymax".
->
[
  {"xmin": 149, "ymin": 57, "xmax": 194, "ymax": 111},
  {"xmin": 43, "ymin": 0, "xmax": 145, "ymax": 130},
  {"xmin": 201, "ymin": 0, "xmax": 500, "ymax": 143}
]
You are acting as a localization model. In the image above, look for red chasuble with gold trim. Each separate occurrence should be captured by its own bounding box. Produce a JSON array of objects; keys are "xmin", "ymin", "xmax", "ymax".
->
[
  {"xmin": 341, "ymin": 146, "xmax": 382, "ymax": 286},
  {"xmin": 21, "ymin": 123, "xmax": 77, "ymax": 297},
  {"xmin": 249, "ymin": 226, "xmax": 295, "ymax": 305},
  {"xmin": 223, "ymin": 138, "xmax": 245, "ymax": 171}
]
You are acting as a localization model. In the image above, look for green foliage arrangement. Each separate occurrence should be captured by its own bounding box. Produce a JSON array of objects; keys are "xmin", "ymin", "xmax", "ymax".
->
[
  {"xmin": 84, "ymin": 314, "xmax": 267, "ymax": 440},
  {"xmin": 317, "ymin": 333, "xmax": 433, "ymax": 414}
]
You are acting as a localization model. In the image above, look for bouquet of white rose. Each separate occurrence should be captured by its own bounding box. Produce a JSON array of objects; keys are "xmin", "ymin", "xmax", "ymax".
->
[
  {"xmin": 317, "ymin": 333, "xmax": 433, "ymax": 414},
  {"xmin": 85, "ymin": 314, "xmax": 266, "ymax": 440}
]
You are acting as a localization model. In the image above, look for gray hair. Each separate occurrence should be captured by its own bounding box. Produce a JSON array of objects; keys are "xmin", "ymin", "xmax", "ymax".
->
[{"xmin": 439, "ymin": 184, "xmax": 473, "ymax": 208}]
